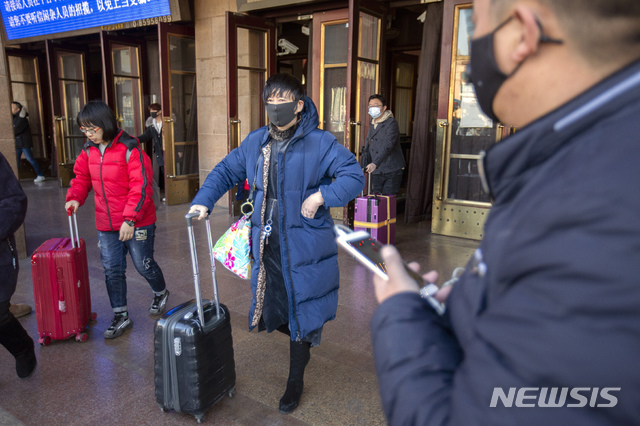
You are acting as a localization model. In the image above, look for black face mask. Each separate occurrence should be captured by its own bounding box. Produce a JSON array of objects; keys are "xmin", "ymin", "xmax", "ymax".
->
[
  {"xmin": 468, "ymin": 17, "xmax": 562, "ymax": 122},
  {"xmin": 266, "ymin": 101, "xmax": 298, "ymax": 128},
  {"xmin": 150, "ymin": 111, "xmax": 158, "ymax": 118}
]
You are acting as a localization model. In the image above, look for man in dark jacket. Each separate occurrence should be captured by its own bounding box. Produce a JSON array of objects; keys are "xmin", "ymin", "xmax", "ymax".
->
[
  {"xmin": 137, "ymin": 103, "xmax": 165, "ymax": 190},
  {"xmin": 0, "ymin": 151, "xmax": 37, "ymax": 379},
  {"xmin": 363, "ymin": 94, "xmax": 405, "ymax": 196},
  {"xmin": 370, "ymin": 1, "xmax": 640, "ymax": 425},
  {"xmin": 11, "ymin": 102, "xmax": 44, "ymax": 183}
]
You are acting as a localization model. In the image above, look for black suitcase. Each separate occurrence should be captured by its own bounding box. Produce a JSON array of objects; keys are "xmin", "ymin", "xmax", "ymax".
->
[{"xmin": 154, "ymin": 213, "xmax": 236, "ymax": 423}]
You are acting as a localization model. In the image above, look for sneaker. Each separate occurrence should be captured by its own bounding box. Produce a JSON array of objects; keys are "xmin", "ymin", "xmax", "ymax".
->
[
  {"xmin": 9, "ymin": 303, "xmax": 32, "ymax": 318},
  {"xmin": 149, "ymin": 290, "xmax": 170, "ymax": 316},
  {"xmin": 34, "ymin": 176, "xmax": 45, "ymax": 183},
  {"xmin": 104, "ymin": 313, "xmax": 133, "ymax": 339}
]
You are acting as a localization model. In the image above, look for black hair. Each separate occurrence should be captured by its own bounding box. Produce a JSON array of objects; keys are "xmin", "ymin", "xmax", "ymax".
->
[
  {"xmin": 149, "ymin": 103, "xmax": 161, "ymax": 111},
  {"xmin": 490, "ymin": 0, "xmax": 640, "ymax": 66},
  {"xmin": 77, "ymin": 100, "xmax": 119, "ymax": 142},
  {"xmin": 11, "ymin": 101, "xmax": 22, "ymax": 110},
  {"xmin": 368, "ymin": 94, "xmax": 387, "ymax": 107},
  {"xmin": 262, "ymin": 73, "xmax": 305, "ymax": 104}
]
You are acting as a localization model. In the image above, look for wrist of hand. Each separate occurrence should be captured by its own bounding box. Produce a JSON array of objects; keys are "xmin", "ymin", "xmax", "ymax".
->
[{"xmin": 125, "ymin": 220, "xmax": 135, "ymax": 227}]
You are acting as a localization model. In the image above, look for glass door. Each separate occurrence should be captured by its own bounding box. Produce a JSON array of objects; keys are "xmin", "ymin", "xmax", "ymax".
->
[
  {"xmin": 159, "ymin": 23, "xmax": 199, "ymax": 205},
  {"xmin": 226, "ymin": 12, "xmax": 276, "ymax": 215},
  {"xmin": 431, "ymin": 0, "xmax": 510, "ymax": 239},
  {"xmin": 7, "ymin": 53, "xmax": 47, "ymax": 178},
  {"xmin": 46, "ymin": 41, "xmax": 88, "ymax": 188},
  {"xmin": 101, "ymin": 33, "xmax": 146, "ymax": 141},
  {"xmin": 311, "ymin": 1, "xmax": 384, "ymax": 225}
]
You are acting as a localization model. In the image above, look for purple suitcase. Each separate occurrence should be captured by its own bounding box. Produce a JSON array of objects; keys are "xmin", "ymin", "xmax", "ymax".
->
[{"xmin": 353, "ymin": 194, "xmax": 396, "ymax": 245}]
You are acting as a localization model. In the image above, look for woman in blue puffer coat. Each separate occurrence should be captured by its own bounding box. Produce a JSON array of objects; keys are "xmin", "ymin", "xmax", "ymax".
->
[{"xmin": 190, "ymin": 73, "xmax": 364, "ymax": 414}]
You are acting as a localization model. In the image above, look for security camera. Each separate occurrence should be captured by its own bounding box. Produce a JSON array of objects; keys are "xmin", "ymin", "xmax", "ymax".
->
[{"xmin": 278, "ymin": 38, "xmax": 299, "ymax": 56}]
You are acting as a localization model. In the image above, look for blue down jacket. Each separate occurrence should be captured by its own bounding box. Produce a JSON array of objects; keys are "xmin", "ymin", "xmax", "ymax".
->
[
  {"xmin": 371, "ymin": 59, "xmax": 640, "ymax": 425},
  {"xmin": 192, "ymin": 96, "xmax": 364, "ymax": 340}
]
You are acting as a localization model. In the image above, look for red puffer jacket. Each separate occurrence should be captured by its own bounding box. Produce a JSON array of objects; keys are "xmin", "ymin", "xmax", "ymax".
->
[{"xmin": 66, "ymin": 130, "xmax": 156, "ymax": 232}]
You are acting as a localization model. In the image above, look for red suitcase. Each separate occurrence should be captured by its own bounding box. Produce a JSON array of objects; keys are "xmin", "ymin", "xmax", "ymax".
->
[
  {"xmin": 31, "ymin": 212, "xmax": 95, "ymax": 346},
  {"xmin": 353, "ymin": 194, "xmax": 396, "ymax": 245}
]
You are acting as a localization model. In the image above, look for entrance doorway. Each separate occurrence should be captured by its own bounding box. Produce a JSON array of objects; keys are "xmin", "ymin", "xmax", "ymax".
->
[
  {"xmin": 159, "ymin": 23, "xmax": 199, "ymax": 205},
  {"xmin": 5, "ymin": 22, "xmax": 200, "ymax": 207},
  {"xmin": 7, "ymin": 51, "xmax": 48, "ymax": 179},
  {"xmin": 431, "ymin": 0, "xmax": 514, "ymax": 239},
  {"xmin": 47, "ymin": 42, "xmax": 88, "ymax": 188},
  {"xmin": 225, "ymin": 0, "xmax": 385, "ymax": 224}
]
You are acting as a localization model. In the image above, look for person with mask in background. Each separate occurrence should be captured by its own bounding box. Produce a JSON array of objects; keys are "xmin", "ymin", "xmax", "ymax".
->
[
  {"xmin": 138, "ymin": 103, "xmax": 165, "ymax": 192},
  {"xmin": 362, "ymin": 94, "xmax": 405, "ymax": 196},
  {"xmin": 189, "ymin": 73, "xmax": 364, "ymax": 414},
  {"xmin": 11, "ymin": 102, "xmax": 45, "ymax": 183},
  {"xmin": 369, "ymin": 0, "xmax": 640, "ymax": 425}
]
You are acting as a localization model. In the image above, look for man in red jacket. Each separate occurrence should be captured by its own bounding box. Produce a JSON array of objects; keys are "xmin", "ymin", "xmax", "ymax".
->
[{"xmin": 65, "ymin": 101, "xmax": 169, "ymax": 339}]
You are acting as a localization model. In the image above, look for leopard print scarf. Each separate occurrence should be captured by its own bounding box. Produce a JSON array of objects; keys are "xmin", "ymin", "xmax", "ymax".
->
[{"xmin": 250, "ymin": 141, "xmax": 272, "ymax": 327}]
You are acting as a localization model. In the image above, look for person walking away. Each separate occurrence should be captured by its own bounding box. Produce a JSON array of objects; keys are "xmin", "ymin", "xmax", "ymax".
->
[
  {"xmin": 362, "ymin": 94, "xmax": 405, "ymax": 196},
  {"xmin": 189, "ymin": 73, "xmax": 364, "ymax": 414},
  {"xmin": 65, "ymin": 101, "xmax": 170, "ymax": 339},
  {"xmin": 0, "ymin": 151, "xmax": 37, "ymax": 379},
  {"xmin": 11, "ymin": 102, "xmax": 45, "ymax": 183}
]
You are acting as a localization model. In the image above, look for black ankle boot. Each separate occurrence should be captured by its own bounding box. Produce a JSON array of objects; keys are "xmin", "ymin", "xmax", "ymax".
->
[
  {"xmin": 279, "ymin": 340, "xmax": 311, "ymax": 414},
  {"xmin": 15, "ymin": 338, "xmax": 37, "ymax": 379},
  {"xmin": 0, "ymin": 314, "xmax": 37, "ymax": 379}
]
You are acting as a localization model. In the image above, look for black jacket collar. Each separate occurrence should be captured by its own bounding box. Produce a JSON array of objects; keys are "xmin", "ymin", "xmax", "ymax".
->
[{"xmin": 483, "ymin": 58, "xmax": 640, "ymax": 201}]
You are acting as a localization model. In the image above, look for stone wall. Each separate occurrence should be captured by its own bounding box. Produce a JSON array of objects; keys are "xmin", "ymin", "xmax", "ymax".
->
[{"xmin": 194, "ymin": 0, "xmax": 238, "ymax": 209}]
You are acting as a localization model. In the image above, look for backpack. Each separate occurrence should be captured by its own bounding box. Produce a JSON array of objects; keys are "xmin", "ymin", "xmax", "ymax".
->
[{"xmin": 85, "ymin": 146, "xmax": 161, "ymax": 210}]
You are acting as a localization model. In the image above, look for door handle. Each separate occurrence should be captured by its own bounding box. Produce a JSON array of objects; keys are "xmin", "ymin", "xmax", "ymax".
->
[
  {"xmin": 348, "ymin": 119, "xmax": 361, "ymax": 155},
  {"xmin": 435, "ymin": 120, "xmax": 449, "ymax": 201},
  {"xmin": 164, "ymin": 118, "xmax": 174, "ymax": 123},
  {"xmin": 229, "ymin": 118, "xmax": 241, "ymax": 150}
]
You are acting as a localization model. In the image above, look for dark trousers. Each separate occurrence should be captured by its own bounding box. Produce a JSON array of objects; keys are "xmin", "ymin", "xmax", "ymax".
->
[
  {"xmin": 371, "ymin": 169, "xmax": 404, "ymax": 196},
  {"xmin": 0, "ymin": 300, "xmax": 34, "ymax": 358}
]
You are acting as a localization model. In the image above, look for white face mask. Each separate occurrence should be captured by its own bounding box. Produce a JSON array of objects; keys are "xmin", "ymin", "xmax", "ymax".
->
[{"xmin": 368, "ymin": 106, "xmax": 382, "ymax": 119}]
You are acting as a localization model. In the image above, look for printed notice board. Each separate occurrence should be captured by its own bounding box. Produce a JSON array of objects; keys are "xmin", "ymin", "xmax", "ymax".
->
[{"xmin": 1, "ymin": 0, "xmax": 171, "ymax": 40}]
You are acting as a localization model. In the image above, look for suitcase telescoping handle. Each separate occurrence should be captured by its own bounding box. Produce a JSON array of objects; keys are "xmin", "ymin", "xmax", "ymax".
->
[
  {"xmin": 67, "ymin": 209, "xmax": 81, "ymax": 249},
  {"xmin": 360, "ymin": 172, "xmax": 371, "ymax": 197},
  {"xmin": 185, "ymin": 212, "xmax": 221, "ymax": 327}
]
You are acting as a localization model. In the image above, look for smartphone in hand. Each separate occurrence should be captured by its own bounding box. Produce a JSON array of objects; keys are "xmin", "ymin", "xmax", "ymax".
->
[{"xmin": 335, "ymin": 226, "xmax": 439, "ymax": 297}]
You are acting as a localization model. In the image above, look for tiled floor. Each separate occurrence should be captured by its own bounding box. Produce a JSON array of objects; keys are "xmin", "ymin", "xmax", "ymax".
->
[{"xmin": 0, "ymin": 179, "xmax": 479, "ymax": 425}]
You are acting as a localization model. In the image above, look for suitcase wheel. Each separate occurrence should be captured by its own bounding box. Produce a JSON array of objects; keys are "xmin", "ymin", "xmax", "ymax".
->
[
  {"xmin": 228, "ymin": 387, "xmax": 236, "ymax": 398},
  {"xmin": 90, "ymin": 312, "xmax": 98, "ymax": 321},
  {"xmin": 75, "ymin": 333, "xmax": 88, "ymax": 343},
  {"xmin": 158, "ymin": 404, "xmax": 168, "ymax": 413},
  {"xmin": 39, "ymin": 336, "xmax": 52, "ymax": 346},
  {"xmin": 195, "ymin": 414, "xmax": 205, "ymax": 424}
]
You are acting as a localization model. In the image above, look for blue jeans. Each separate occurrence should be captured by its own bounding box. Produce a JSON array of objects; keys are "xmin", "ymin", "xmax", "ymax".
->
[
  {"xmin": 97, "ymin": 224, "xmax": 166, "ymax": 313},
  {"xmin": 16, "ymin": 148, "xmax": 43, "ymax": 177}
]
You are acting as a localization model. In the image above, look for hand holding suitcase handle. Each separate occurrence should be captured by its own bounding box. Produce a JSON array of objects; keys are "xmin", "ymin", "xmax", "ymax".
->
[
  {"xmin": 66, "ymin": 208, "xmax": 81, "ymax": 249},
  {"xmin": 185, "ymin": 212, "xmax": 221, "ymax": 327}
]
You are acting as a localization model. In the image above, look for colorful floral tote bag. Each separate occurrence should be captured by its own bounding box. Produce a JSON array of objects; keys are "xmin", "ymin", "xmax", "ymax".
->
[{"xmin": 212, "ymin": 213, "xmax": 252, "ymax": 279}]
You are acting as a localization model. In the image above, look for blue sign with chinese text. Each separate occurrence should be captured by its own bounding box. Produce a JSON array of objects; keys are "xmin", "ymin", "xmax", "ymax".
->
[{"xmin": 1, "ymin": 0, "xmax": 171, "ymax": 40}]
